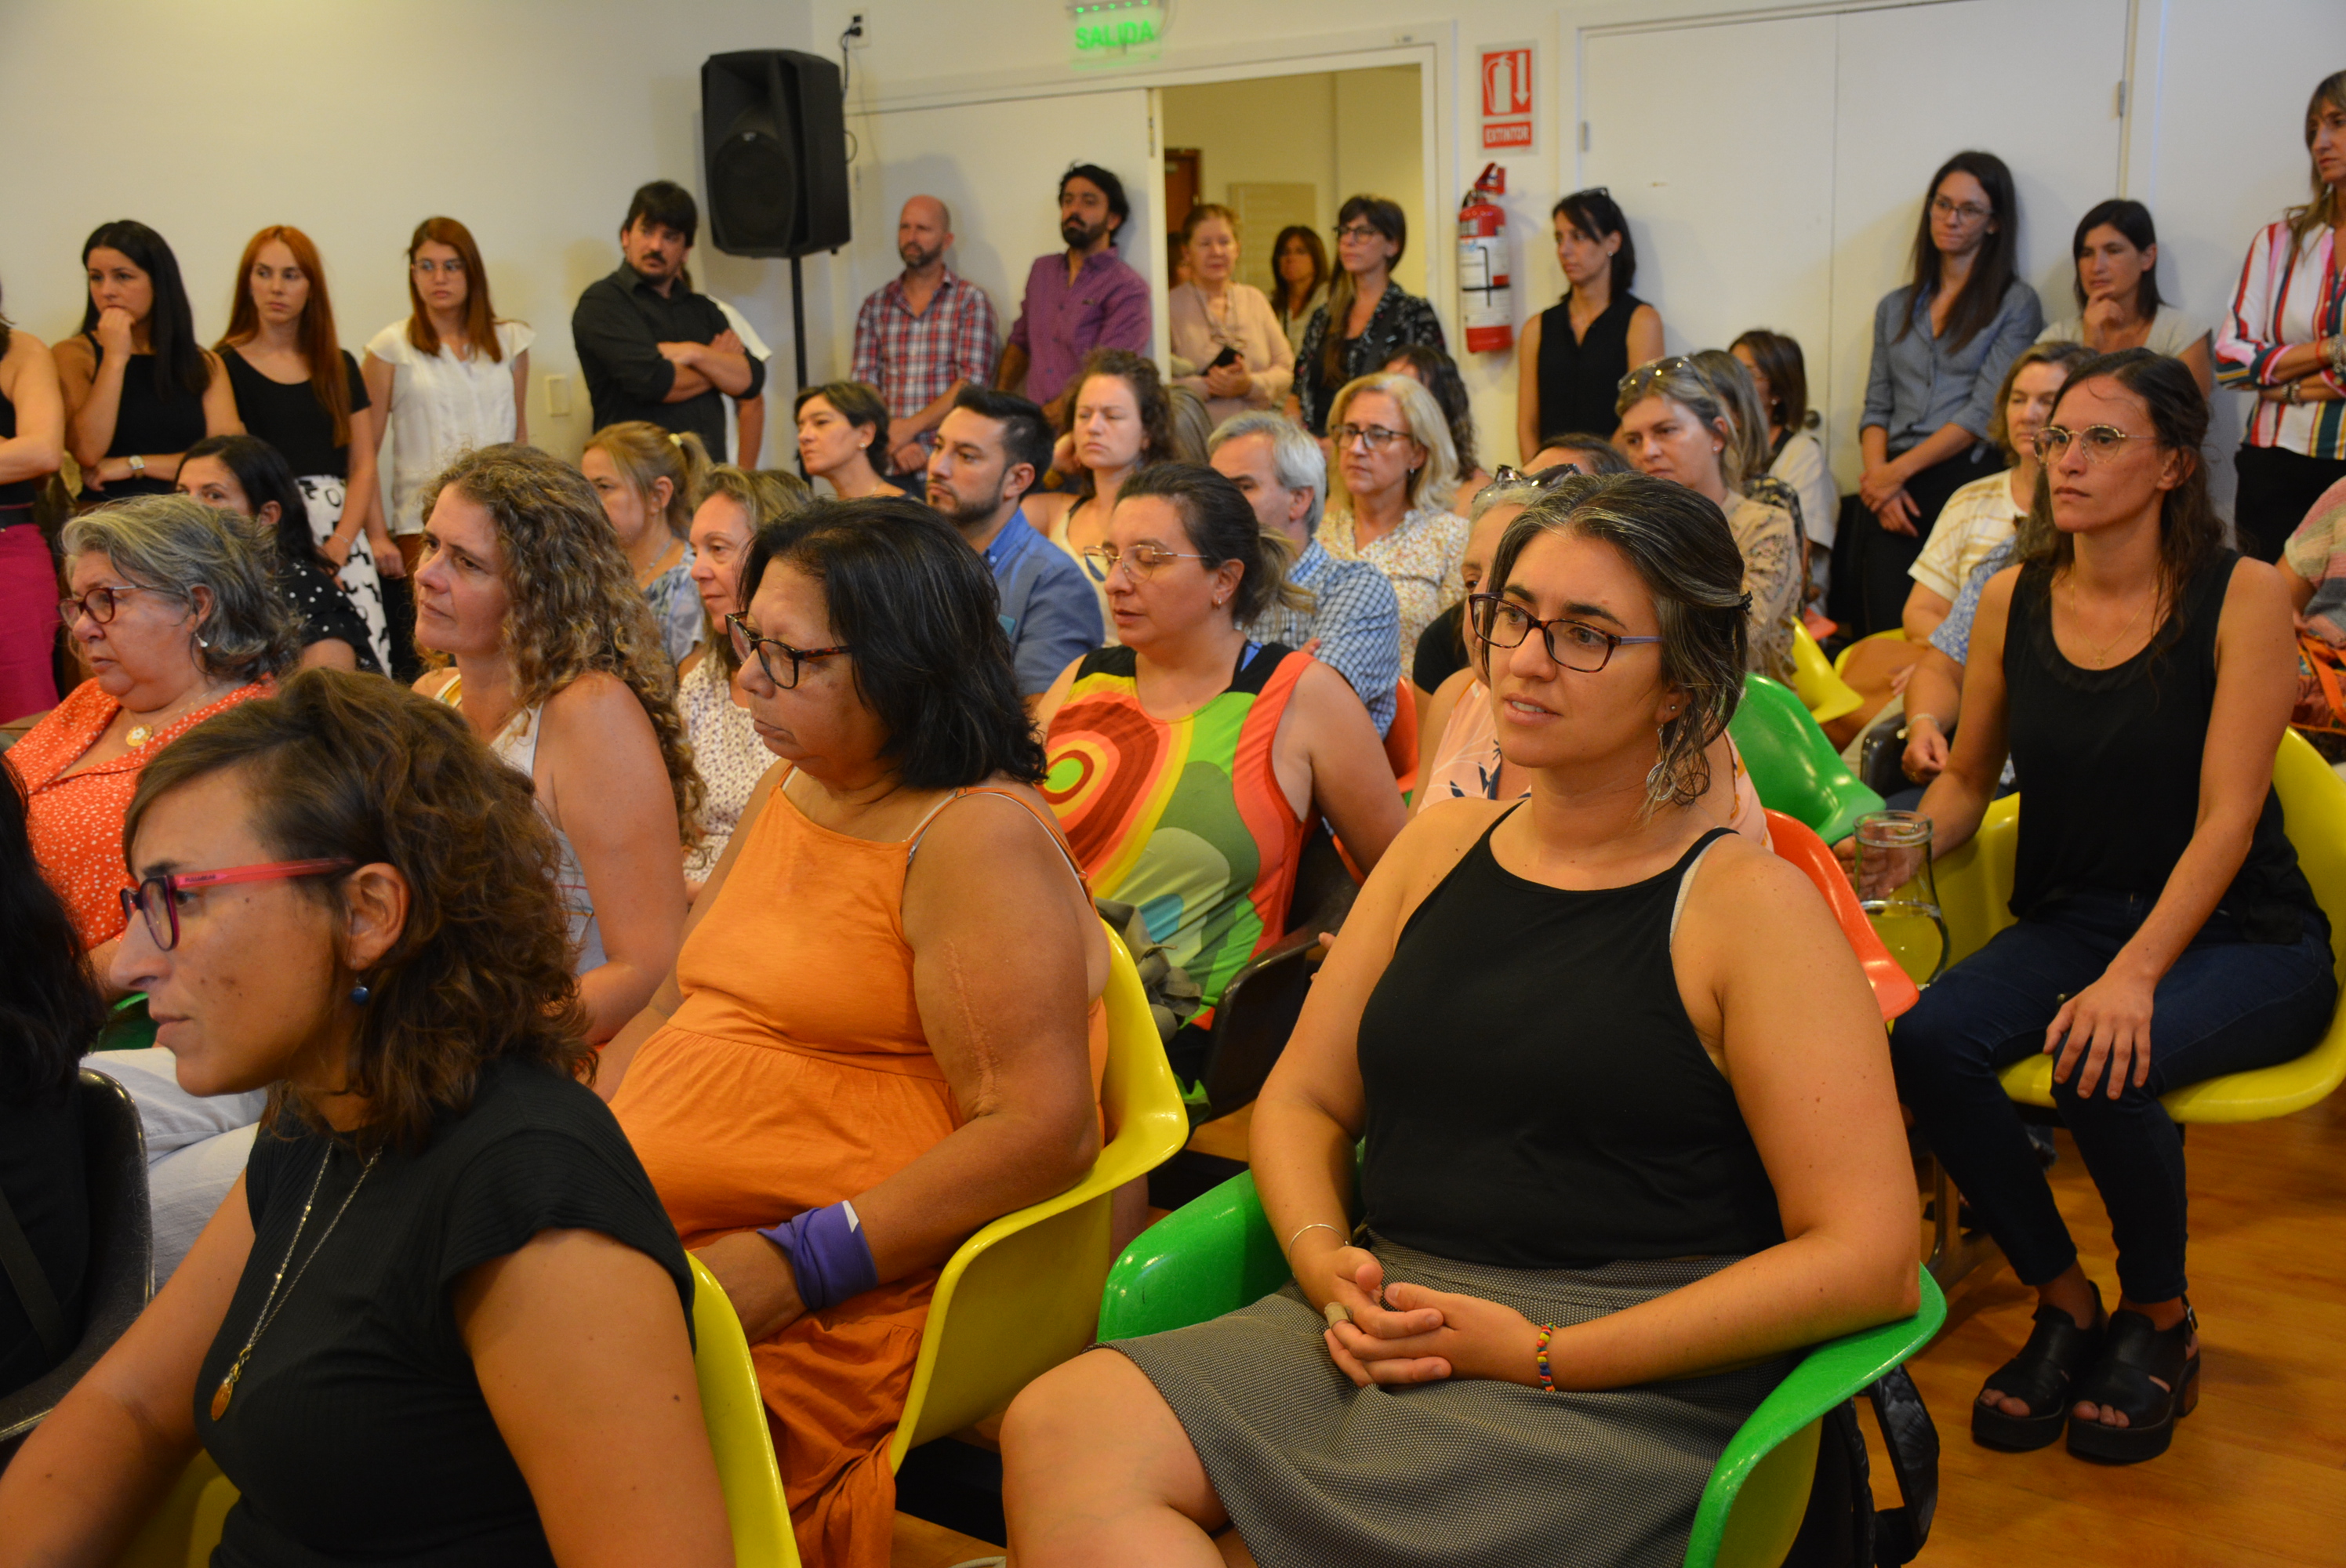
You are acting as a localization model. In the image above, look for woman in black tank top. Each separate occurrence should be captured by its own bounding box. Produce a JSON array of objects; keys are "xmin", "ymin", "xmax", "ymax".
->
[
  {"xmin": 1513, "ymin": 189, "xmax": 1665, "ymax": 458},
  {"xmin": 1006, "ymin": 474, "xmax": 1916, "ymax": 1566},
  {"xmin": 1890, "ymin": 350, "xmax": 2334, "ymax": 1466}
]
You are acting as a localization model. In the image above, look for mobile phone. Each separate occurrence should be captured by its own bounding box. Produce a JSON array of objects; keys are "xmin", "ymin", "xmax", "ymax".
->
[{"xmin": 1209, "ymin": 345, "xmax": 1242, "ymax": 369}]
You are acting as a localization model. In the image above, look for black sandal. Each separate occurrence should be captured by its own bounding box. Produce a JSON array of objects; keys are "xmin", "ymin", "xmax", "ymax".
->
[
  {"xmin": 1973, "ymin": 1290, "xmax": 2104, "ymax": 1451},
  {"xmin": 2065, "ymin": 1304, "xmax": 2199, "ymax": 1465}
]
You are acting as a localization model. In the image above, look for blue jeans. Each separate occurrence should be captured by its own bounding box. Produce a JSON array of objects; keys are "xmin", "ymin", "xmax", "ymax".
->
[{"xmin": 1890, "ymin": 891, "xmax": 2335, "ymax": 1302}]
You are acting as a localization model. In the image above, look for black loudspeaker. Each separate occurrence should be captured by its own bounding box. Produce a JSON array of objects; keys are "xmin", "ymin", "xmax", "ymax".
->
[{"xmin": 702, "ymin": 49, "xmax": 850, "ymax": 259}]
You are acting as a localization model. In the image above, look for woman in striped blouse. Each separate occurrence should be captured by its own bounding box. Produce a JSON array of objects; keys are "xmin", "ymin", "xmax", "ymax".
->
[{"xmin": 2215, "ymin": 71, "xmax": 2346, "ymax": 562}]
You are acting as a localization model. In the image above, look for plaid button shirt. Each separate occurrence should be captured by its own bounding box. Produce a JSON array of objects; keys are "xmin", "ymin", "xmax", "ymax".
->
[
  {"xmin": 852, "ymin": 269, "xmax": 1001, "ymax": 421},
  {"xmin": 1243, "ymin": 539, "xmax": 1403, "ymax": 735}
]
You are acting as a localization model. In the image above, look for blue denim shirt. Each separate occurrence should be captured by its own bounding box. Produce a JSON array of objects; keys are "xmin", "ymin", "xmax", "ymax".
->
[
  {"xmin": 1862, "ymin": 278, "xmax": 2043, "ymax": 451},
  {"xmin": 982, "ymin": 510, "xmax": 1105, "ymax": 695}
]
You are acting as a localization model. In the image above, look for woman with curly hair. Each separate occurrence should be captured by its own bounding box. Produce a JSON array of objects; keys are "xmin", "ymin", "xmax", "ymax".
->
[
  {"xmin": 0, "ymin": 668, "xmax": 731, "ymax": 1565},
  {"xmin": 1025, "ymin": 348, "xmax": 1174, "ymax": 641},
  {"xmin": 413, "ymin": 443, "xmax": 698, "ymax": 1042},
  {"xmin": 600, "ymin": 498, "xmax": 1108, "ymax": 1568}
]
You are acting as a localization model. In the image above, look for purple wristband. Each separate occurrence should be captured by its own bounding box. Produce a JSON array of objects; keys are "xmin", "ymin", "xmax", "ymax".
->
[{"xmin": 756, "ymin": 1200, "xmax": 878, "ymax": 1314}]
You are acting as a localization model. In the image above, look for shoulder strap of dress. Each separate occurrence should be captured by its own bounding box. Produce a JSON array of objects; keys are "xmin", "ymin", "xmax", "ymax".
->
[
  {"xmin": 905, "ymin": 786, "xmax": 1088, "ymax": 894},
  {"xmin": 1669, "ymin": 826, "xmax": 1738, "ymax": 943}
]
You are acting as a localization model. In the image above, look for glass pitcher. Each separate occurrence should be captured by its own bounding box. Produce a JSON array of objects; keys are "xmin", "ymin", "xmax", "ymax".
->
[{"xmin": 1854, "ymin": 811, "xmax": 1951, "ymax": 986}]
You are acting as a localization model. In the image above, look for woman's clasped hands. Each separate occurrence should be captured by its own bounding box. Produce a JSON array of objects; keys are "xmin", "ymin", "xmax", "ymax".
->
[{"xmin": 1304, "ymin": 1241, "xmax": 1546, "ymax": 1390}]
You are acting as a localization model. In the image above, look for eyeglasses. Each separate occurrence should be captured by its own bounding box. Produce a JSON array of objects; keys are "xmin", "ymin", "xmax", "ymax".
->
[
  {"xmin": 2032, "ymin": 424, "xmax": 2154, "ymax": 464},
  {"xmin": 1930, "ymin": 196, "xmax": 1993, "ymax": 223},
  {"xmin": 119, "ymin": 858, "xmax": 355, "ymax": 952},
  {"xmin": 1333, "ymin": 223, "xmax": 1385, "ymax": 241},
  {"xmin": 1616, "ymin": 355, "xmax": 1694, "ymax": 395},
  {"xmin": 59, "ymin": 583, "xmax": 162, "ymax": 628},
  {"xmin": 1080, "ymin": 543, "xmax": 1211, "ymax": 580},
  {"xmin": 1331, "ymin": 423, "xmax": 1413, "ymax": 452},
  {"xmin": 411, "ymin": 256, "xmax": 466, "ymax": 275},
  {"xmin": 726, "ymin": 613, "xmax": 850, "ymax": 689},
  {"xmin": 1468, "ymin": 593, "xmax": 1661, "ymax": 673}
]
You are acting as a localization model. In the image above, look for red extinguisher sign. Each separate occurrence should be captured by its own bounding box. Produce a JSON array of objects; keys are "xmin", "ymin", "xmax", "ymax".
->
[{"xmin": 1458, "ymin": 162, "xmax": 1512, "ymax": 354}]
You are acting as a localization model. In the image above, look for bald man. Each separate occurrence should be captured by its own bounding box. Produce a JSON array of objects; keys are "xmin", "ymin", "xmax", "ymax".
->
[{"xmin": 852, "ymin": 194, "xmax": 1003, "ymax": 473}]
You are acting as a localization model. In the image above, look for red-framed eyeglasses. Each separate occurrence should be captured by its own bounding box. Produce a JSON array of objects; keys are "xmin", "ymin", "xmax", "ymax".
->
[{"xmin": 119, "ymin": 858, "xmax": 357, "ymax": 952}]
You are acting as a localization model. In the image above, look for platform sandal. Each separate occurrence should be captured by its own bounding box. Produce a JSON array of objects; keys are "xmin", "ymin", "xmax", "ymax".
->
[
  {"xmin": 2065, "ymin": 1303, "xmax": 2199, "ymax": 1465},
  {"xmin": 1972, "ymin": 1288, "xmax": 2104, "ymax": 1452}
]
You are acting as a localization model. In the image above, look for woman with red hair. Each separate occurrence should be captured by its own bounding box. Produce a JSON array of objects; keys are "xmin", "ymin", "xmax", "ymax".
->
[
  {"xmin": 361, "ymin": 217, "xmax": 532, "ymax": 579},
  {"xmin": 216, "ymin": 226, "xmax": 393, "ymax": 672}
]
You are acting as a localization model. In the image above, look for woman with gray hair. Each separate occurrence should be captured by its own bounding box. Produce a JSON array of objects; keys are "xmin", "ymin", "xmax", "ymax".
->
[
  {"xmin": 1004, "ymin": 473, "xmax": 1915, "ymax": 1565},
  {"xmin": 1319, "ymin": 371, "xmax": 1469, "ymax": 660},
  {"xmin": 1617, "ymin": 356, "xmax": 1802, "ymax": 679},
  {"xmin": 4, "ymin": 494, "xmax": 292, "ymax": 960}
]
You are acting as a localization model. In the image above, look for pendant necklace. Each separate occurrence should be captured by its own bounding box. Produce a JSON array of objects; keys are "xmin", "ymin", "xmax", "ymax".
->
[{"xmin": 209, "ymin": 1143, "xmax": 381, "ymax": 1421}]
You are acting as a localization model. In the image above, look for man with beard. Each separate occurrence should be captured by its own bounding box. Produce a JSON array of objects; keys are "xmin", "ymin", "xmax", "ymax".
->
[
  {"xmin": 998, "ymin": 164, "xmax": 1150, "ymax": 428},
  {"xmin": 852, "ymin": 194, "xmax": 1001, "ymax": 473},
  {"xmin": 926, "ymin": 386, "xmax": 1104, "ymax": 702},
  {"xmin": 571, "ymin": 180, "xmax": 761, "ymax": 452}
]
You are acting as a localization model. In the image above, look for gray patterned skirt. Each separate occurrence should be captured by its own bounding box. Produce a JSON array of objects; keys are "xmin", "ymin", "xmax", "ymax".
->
[{"xmin": 1109, "ymin": 1239, "xmax": 1791, "ymax": 1568}]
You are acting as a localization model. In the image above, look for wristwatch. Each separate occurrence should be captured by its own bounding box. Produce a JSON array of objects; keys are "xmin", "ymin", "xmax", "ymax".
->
[{"xmin": 125, "ymin": 454, "xmax": 146, "ymax": 476}]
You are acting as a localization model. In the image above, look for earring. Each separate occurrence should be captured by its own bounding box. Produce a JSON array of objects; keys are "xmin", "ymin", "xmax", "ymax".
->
[{"xmin": 349, "ymin": 980, "xmax": 372, "ymax": 1005}]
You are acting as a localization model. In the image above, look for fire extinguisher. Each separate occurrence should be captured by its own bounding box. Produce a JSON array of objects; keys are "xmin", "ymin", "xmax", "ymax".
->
[{"xmin": 1458, "ymin": 162, "xmax": 1512, "ymax": 354}]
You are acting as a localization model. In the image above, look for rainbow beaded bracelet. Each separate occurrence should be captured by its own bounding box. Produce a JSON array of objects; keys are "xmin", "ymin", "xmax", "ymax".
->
[{"xmin": 1534, "ymin": 1323, "xmax": 1560, "ymax": 1392}]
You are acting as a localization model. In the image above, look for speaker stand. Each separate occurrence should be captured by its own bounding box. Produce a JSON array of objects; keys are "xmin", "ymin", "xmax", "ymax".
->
[{"xmin": 789, "ymin": 254, "xmax": 808, "ymax": 395}]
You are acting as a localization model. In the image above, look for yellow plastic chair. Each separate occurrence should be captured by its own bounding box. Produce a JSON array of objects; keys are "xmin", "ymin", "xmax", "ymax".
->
[
  {"xmin": 116, "ymin": 1255, "xmax": 799, "ymax": 1567},
  {"xmin": 1788, "ymin": 622, "xmax": 1864, "ymax": 725},
  {"xmin": 888, "ymin": 922, "xmax": 1189, "ymax": 1464},
  {"xmin": 1921, "ymin": 731, "xmax": 2346, "ymax": 1279},
  {"xmin": 1830, "ymin": 626, "xmax": 1907, "ymax": 679}
]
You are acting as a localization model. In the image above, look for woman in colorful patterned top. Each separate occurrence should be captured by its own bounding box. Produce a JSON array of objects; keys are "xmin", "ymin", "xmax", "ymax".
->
[{"xmin": 1037, "ymin": 463, "xmax": 1406, "ymax": 1084}]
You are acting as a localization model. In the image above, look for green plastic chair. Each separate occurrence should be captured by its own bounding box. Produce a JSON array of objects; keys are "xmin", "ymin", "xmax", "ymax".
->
[
  {"xmin": 1728, "ymin": 675, "xmax": 1885, "ymax": 845},
  {"xmin": 1099, "ymin": 1170, "xmax": 1944, "ymax": 1568},
  {"xmin": 97, "ymin": 993, "xmax": 157, "ymax": 1054}
]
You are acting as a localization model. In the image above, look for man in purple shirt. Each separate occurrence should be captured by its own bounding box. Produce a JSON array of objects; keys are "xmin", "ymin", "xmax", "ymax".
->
[{"xmin": 997, "ymin": 163, "xmax": 1151, "ymax": 429}]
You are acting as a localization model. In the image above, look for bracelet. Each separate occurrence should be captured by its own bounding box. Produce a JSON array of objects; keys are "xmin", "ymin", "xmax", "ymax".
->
[
  {"xmin": 1907, "ymin": 712, "xmax": 1942, "ymax": 732},
  {"xmin": 1286, "ymin": 1221, "xmax": 1346, "ymax": 1254},
  {"xmin": 756, "ymin": 1200, "xmax": 878, "ymax": 1314},
  {"xmin": 1534, "ymin": 1323, "xmax": 1560, "ymax": 1392},
  {"xmin": 2327, "ymin": 336, "xmax": 2346, "ymax": 379}
]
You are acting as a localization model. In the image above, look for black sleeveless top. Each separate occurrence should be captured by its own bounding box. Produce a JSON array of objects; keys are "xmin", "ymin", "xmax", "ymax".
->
[
  {"xmin": 1534, "ymin": 291, "xmax": 1645, "ymax": 442},
  {"xmin": 0, "ymin": 372, "xmax": 33, "ymax": 509},
  {"xmin": 85, "ymin": 336, "xmax": 205, "ymax": 497},
  {"xmin": 220, "ymin": 347, "xmax": 370, "ymax": 478},
  {"xmin": 1359, "ymin": 819, "xmax": 1784, "ymax": 1269},
  {"xmin": 2004, "ymin": 550, "xmax": 2322, "ymax": 942}
]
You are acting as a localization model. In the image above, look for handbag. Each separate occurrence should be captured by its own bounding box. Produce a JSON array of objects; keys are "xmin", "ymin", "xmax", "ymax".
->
[{"xmin": 2291, "ymin": 632, "xmax": 2346, "ymax": 737}]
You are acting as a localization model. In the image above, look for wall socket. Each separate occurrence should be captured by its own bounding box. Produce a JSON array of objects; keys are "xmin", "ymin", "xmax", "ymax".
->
[{"xmin": 544, "ymin": 373, "xmax": 572, "ymax": 417}]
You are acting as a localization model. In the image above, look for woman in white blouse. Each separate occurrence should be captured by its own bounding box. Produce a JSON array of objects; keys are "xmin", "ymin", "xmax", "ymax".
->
[
  {"xmin": 1168, "ymin": 205, "xmax": 1294, "ymax": 428},
  {"xmin": 2036, "ymin": 200, "xmax": 2211, "ymax": 395},
  {"xmin": 361, "ymin": 217, "xmax": 532, "ymax": 575}
]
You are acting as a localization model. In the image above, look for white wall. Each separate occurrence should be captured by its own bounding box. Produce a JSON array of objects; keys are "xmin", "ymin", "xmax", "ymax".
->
[
  {"xmin": 812, "ymin": 0, "xmax": 2346, "ymax": 495},
  {"xmin": 0, "ymin": 0, "xmax": 819, "ymax": 468}
]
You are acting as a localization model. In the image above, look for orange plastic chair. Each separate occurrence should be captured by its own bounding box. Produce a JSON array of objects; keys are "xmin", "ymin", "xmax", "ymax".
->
[
  {"xmin": 1763, "ymin": 808, "xmax": 1920, "ymax": 1022},
  {"xmin": 1383, "ymin": 677, "xmax": 1420, "ymax": 796}
]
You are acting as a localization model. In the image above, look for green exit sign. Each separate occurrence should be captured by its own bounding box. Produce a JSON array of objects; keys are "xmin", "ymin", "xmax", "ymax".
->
[{"xmin": 1070, "ymin": 0, "xmax": 1164, "ymax": 63}]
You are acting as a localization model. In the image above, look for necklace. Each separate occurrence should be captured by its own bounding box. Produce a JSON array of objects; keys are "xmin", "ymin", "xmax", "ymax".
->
[
  {"xmin": 2065, "ymin": 575, "xmax": 2159, "ymax": 668},
  {"xmin": 209, "ymin": 1143, "xmax": 380, "ymax": 1421},
  {"xmin": 125, "ymin": 684, "xmax": 227, "ymax": 749}
]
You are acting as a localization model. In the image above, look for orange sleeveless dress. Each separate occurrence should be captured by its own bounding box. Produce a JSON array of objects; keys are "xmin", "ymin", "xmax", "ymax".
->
[{"xmin": 611, "ymin": 775, "xmax": 1105, "ymax": 1568}]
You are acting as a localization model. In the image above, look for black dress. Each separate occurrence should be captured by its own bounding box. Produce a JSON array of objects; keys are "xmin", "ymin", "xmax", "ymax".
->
[
  {"xmin": 0, "ymin": 372, "xmax": 37, "ymax": 510},
  {"xmin": 1534, "ymin": 291, "xmax": 1647, "ymax": 441},
  {"xmin": 84, "ymin": 338, "xmax": 206, "ymax": 498},
  {"xmin": 192, "ymin": 1058, "xmax": 691, "ymax": 1567}
]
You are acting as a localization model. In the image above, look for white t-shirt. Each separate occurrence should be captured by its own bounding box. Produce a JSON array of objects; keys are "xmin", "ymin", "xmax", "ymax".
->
[
  {"xmin": 1909, "ymin": 468, "xmax": 2025, "ymax": 603},
  {"xmin": 1768, "ymin": 429, "xmax": 1838, "ymax": 550},
  {"xmin": 364, "ymin": 319, "xmax": 535, "ymax": 534},
  {"xmin": 711, "ymin": 299, "xmax": 772, "ymax": 466},
  {"xmin": 2035, "ymin": 307, "xmax": 2209, "ymax": 358}
]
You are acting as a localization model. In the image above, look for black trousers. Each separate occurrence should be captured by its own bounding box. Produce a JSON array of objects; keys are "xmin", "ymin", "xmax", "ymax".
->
[
  {"xmin": 2233, "ymin": 443, "xmax": 2346, "ymax": 564},
  {"xmin": 1836, "ymin": 445, "xmax": 1998, "ymax": 638}
]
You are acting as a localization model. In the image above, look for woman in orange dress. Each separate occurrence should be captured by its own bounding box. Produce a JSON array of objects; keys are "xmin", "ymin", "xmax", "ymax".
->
[
  {"xmin": 599, "ymin": 496, "xmax": 1109, "ymax": 1568},
  {"xmin": 5, "ymin": 494, "xmax": 292, "ymax": 968}
]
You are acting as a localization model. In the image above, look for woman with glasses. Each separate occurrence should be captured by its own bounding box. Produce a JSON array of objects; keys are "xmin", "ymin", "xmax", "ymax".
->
[
  {"xmin": 1004, "ymin": 473, "xmax": 1916, "ymax": 1566},
  {"xmin": 1289, "ymin": 196, "xmax": 1445, "ymax": 437},
  {"xmin": 598, "ymin": 497, "xmax": 1109, "ymax": 1568},
  {"xmin": 1515, "ymin": 188, "xmax": 1665, "ymax": 459},
  {"xmin": 1319, "ymin": 372, "xmax": 1469, "ymax": 660},
  {"xmin": 4, "ymin": 495, "xmax": 291, "ymax": 964},
  {"xmin": 1883, "ymin": 351, "xmax": 2330, "ymax": 1465},
  {"xmin": 677, "ymin": 463, "xmax": 808, "ymax": 890},
  {"xmin": 361, "ymin": 217, "xmax": 532, "ymax": 579},
  {"xmin": 1847, "ymin": 152, "xmax": 2042, "ymax": 636},
  {"xmin": 1026, "ymin": 348, "xmax": 1176, "ymax": 644},
  {"xmin": 1616, "ymin": 357, "xmax": 1802, "ymax": 680},
  {"xmin": 412, "ymin": 445, "xmax": 695, "ymax": 1044},
  {"xmin": 2215, "ymin": 71, "xmax": 2346, "ymax": 562},
  {"xmin": 1168, "ymin": 204, "xmax": 1294, "ymax": 428},
  {"xmin": 1036, "ymin": 463, "xmax": 1404, "ymax": 1088},
  {"xmin": 1269, "ymin": 225, "xmax": 1329, "ymax": 355},
  {"xmin": 0, "ymin": 668, "xmax": 732, "ymax": 1567}
]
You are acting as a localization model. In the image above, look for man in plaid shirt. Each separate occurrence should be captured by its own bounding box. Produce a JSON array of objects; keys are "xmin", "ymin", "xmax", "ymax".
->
[{"xmin": 852, "ymin": 195, "xmax": 1000, "ymax": 473}]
